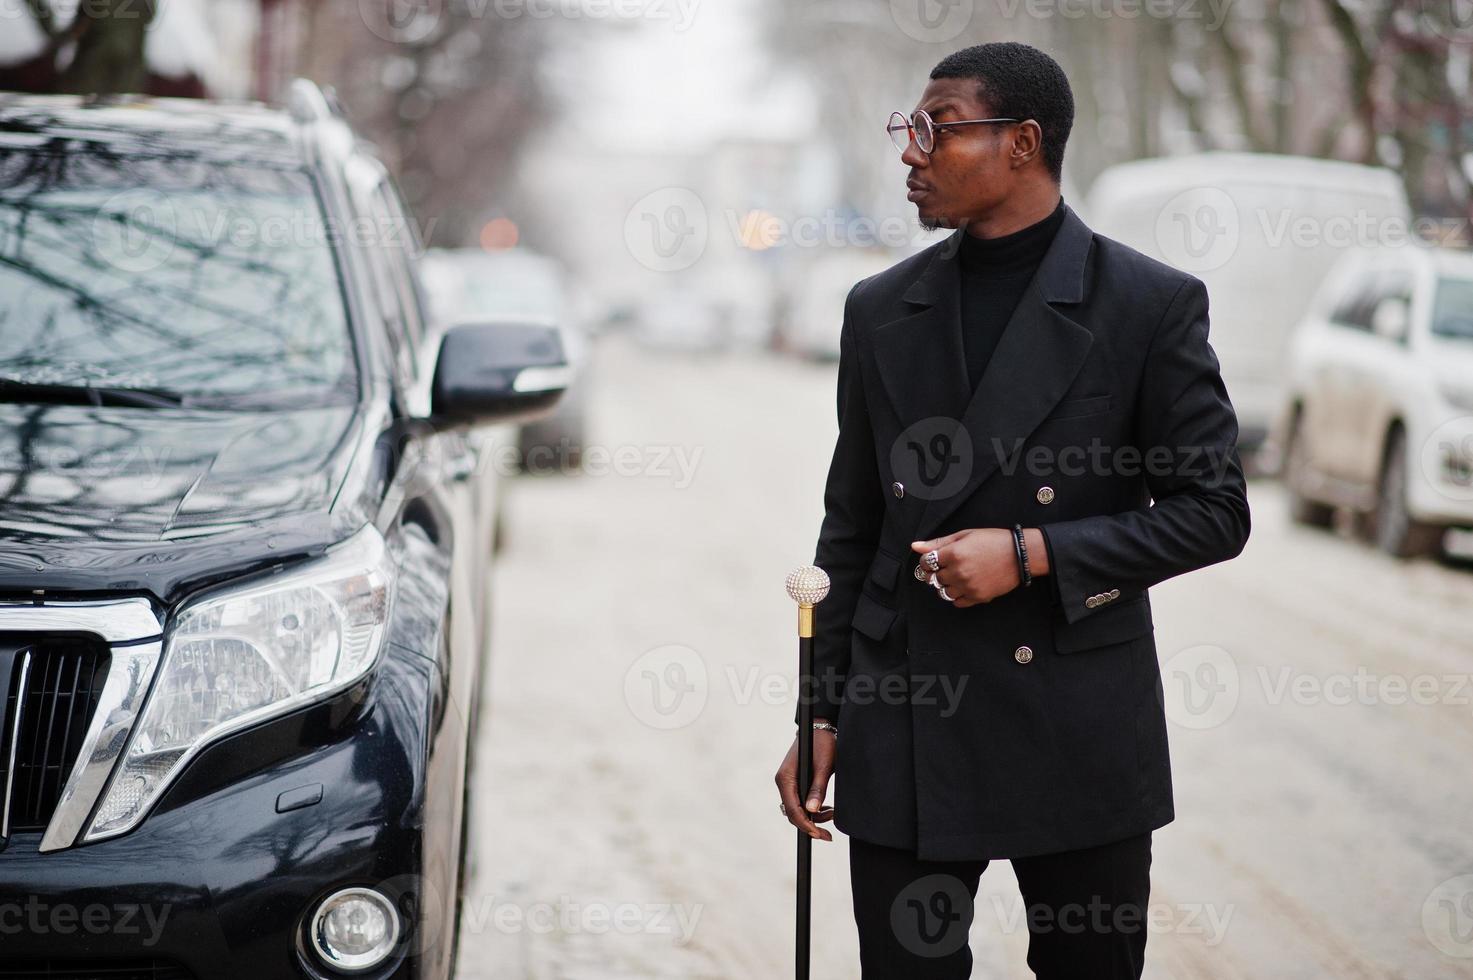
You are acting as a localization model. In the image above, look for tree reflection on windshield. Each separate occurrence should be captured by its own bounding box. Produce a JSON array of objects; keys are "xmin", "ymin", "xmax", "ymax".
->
[{"xmin": 0, "ymin": 147, "xmax": 357, "ymax": 405}]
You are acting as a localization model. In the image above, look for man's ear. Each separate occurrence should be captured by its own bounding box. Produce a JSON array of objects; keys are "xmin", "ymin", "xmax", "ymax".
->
[{"xmin": 1012, "ymin": 120, "xmax": 1042, "ymax": 169}]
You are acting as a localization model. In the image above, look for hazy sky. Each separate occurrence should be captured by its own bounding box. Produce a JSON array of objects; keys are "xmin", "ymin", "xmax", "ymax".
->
[{"xmin": 563, "ymin": 0, "xmax": 814, "ymax": 153}]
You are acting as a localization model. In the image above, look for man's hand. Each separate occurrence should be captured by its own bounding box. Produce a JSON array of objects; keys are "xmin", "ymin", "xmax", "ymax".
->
[
  {"xmin": 910, "ymin": 528, "xmax": 1050, "ymax": 607},
  {"xmin": 775, "ymin": 725, "xmax": 837, "ymax": 841}
]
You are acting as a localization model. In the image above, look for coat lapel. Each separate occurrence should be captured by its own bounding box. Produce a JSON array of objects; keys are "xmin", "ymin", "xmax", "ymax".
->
[{"xmin": 872, "ymin": 203, "xmax": 1098, "ymax": 541}]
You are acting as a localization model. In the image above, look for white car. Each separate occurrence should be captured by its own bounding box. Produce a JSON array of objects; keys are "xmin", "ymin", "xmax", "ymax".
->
[
  {"xmin": 782, "ymin": 249, "xmax": 897, "ymax": 360},
  {"xmin": 1277, "ymin": 243, "xmax": 1473, "ymax": 557},
  {"xmin": 1085, "ymin": 152, "xmax": 1411, "ymax": 469}
]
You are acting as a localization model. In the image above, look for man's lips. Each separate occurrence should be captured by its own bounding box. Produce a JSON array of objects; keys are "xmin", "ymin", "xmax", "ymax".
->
[{"xmin": 906, "ymin": 181, "xmax": 931, "ymax": 202}]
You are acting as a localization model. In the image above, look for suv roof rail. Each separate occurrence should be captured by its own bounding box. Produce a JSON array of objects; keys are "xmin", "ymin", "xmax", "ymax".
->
[{"xmin": 287, "ymin": 78, "xmax": 345, "ymax": 124}]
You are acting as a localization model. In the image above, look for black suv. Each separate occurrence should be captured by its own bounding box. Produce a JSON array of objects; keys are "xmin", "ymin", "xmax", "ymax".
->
[{"xmin": 0, "ymin": 82, "xmax": 567, "ymax": 978}]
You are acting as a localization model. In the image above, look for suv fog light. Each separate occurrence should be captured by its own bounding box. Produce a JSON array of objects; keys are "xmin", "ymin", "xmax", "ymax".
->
[{"xmin": 309, "ymin": 887, "xmax": 401, "ymax": 973}]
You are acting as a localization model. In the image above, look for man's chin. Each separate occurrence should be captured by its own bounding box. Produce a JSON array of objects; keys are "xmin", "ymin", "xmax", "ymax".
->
[{"xmin": 916, "ymin": 207, "xmax": 955, "ymax": 232}]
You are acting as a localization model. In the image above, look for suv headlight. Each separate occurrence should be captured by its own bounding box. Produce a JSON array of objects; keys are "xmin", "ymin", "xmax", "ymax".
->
[{"xmin": 85, "ymin": 523, "xmax": 395, "ymax": 842}]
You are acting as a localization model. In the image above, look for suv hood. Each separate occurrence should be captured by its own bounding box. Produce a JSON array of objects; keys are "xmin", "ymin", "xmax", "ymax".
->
[{"xmin": 0, "ymin": 403, "xmax": 364, "ymax": 605}]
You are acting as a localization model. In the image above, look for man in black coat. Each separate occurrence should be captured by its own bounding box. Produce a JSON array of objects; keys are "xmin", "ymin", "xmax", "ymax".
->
[{"xmin": 774, "ymin": 42, "xmax": 1251, "ymax": 978}]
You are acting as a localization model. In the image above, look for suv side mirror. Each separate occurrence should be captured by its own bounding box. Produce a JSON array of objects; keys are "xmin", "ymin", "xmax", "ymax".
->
[
  {"xmin": 426, "ymin": 321, "xmax": 570, "ymax": 430},
  {"xmin": 1371, "ymin": 296, "xmax": 1410, "ymax": 343}
]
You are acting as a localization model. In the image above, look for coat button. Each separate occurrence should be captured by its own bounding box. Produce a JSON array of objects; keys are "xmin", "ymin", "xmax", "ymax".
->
[
  {"xmin": 892, "ymin": 481, "xmax": 905, "ymax": 498},
  {"xmin": 1014, "ymin": 645, "xmax": 1033, "ymax": 663},
  {"xmin": 1036, "ymin": 486, "xmax": 1055, "ymax": 504}
]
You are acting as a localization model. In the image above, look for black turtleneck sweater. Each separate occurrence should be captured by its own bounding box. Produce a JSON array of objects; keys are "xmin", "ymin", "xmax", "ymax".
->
[
  {"xmin": 957, "ymin": 197, "xmax": 1067, "ymax": 605},
  {"xmin": 957, "ymin": 198, "xmax": 1066, "ymax": 392}
]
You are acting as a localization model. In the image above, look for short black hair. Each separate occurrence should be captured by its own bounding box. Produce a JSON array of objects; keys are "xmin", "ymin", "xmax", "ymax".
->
[{"xmin": 929, "ymin": 42, "xmax": 1074, "ymax": 183}]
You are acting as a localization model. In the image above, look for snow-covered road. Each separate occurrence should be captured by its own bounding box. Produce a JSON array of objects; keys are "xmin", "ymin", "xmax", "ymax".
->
[{"xmin": 455, "ymin": 332, "xmax": 1473, "ymax": 979}]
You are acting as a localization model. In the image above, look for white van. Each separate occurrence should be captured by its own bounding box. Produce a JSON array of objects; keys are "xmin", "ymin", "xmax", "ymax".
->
[{"xmin": 1084, "ymin": 153, "xmax": 1412, "ymax": 469}]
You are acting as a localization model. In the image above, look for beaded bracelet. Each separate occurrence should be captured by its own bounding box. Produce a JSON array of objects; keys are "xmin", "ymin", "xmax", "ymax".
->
[{"xmin": 1011, "ymin": 523, "xmax": 1032, "ymax": 588}]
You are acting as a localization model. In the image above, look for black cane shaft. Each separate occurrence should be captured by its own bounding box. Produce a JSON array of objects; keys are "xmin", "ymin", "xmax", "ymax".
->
[{"xmin": 796, "ymin": 630, "xmax": 814, "ymax": 980}]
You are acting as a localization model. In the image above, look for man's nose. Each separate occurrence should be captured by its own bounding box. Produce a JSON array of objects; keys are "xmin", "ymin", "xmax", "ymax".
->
[{"xmin": 901, "ymin": 139, "xmax": 928, "ymax": 169}]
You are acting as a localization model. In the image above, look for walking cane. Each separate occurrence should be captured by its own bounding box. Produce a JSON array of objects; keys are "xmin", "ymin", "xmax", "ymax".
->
[{"xmin": 785, "ymin": 565, "xmax": 830, "ymax": 980}]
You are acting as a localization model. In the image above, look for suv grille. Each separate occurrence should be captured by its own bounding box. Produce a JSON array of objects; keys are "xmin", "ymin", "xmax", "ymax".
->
[
  {"xmin": 0, "ymin": 961, "xmax": 193, "ymax": 979},
  {"xmin": 1, "ymin": 636, "xmax": 111, "ymax": 835}
]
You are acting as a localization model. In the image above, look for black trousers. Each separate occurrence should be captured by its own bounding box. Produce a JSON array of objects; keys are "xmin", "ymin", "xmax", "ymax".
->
[{"xmin": 848, "ymin": 830, "xmax": 1153, "ymax": 979}]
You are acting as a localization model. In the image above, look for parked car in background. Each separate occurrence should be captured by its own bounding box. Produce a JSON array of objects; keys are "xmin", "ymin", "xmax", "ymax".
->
[
  {"xmin": 778, "ymin": 249, "xmax": 897, "ymax": 360},
  {"xmin": 1276, "ymin": 243, "xmax": 1473, "ymax": 557},
  {"xmin": 421, "ymin": 247, "xmax": 589, "ymax": 472},
  {"xmin": 0, "ymin": 81, "xmax": 567, "ymax": 978},
  {"xmin": 1085, "ymin": 153, "xmax": 1412, "ymax": 471}
]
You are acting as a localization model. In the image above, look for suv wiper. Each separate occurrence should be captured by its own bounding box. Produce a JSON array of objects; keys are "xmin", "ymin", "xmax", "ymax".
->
[{"xmin": 0, "ymin": 378, "xmax": 189, "ymax": 408}]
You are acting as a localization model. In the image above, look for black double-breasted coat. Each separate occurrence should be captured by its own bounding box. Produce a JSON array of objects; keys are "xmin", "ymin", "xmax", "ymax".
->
[{"xmin": 798, "ymin": 202, "xmax": 1251, "ymax": 861}]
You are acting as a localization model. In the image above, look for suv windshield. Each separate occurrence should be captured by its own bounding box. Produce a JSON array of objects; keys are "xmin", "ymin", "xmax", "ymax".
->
[
  {"xmin": 0, "ymin": 148, "xmax": 357, "ymax": 407},
  {"xmin": 1432, "ymin": 277, "xmax": 1473, "ymax": 342}
]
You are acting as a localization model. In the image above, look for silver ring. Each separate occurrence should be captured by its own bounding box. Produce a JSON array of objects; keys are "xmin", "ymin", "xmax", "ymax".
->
[
  {"xmin": 913, "ymin": 562, "xmax": 929, "ymax": 582},
  {"xmin": 929, "ymin": 572, "xmax": 939, "ymax": 588},
  {"xmin": 938, "ymin": 585, "xmax": 955, "ymax": 602},
  {"xmin": 780, "ymin": 802, "xmax": 788, "ymax": 816},
  {"xmin": 924, "ymin": 550, "xmax": 941, "ymax": 572}
]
